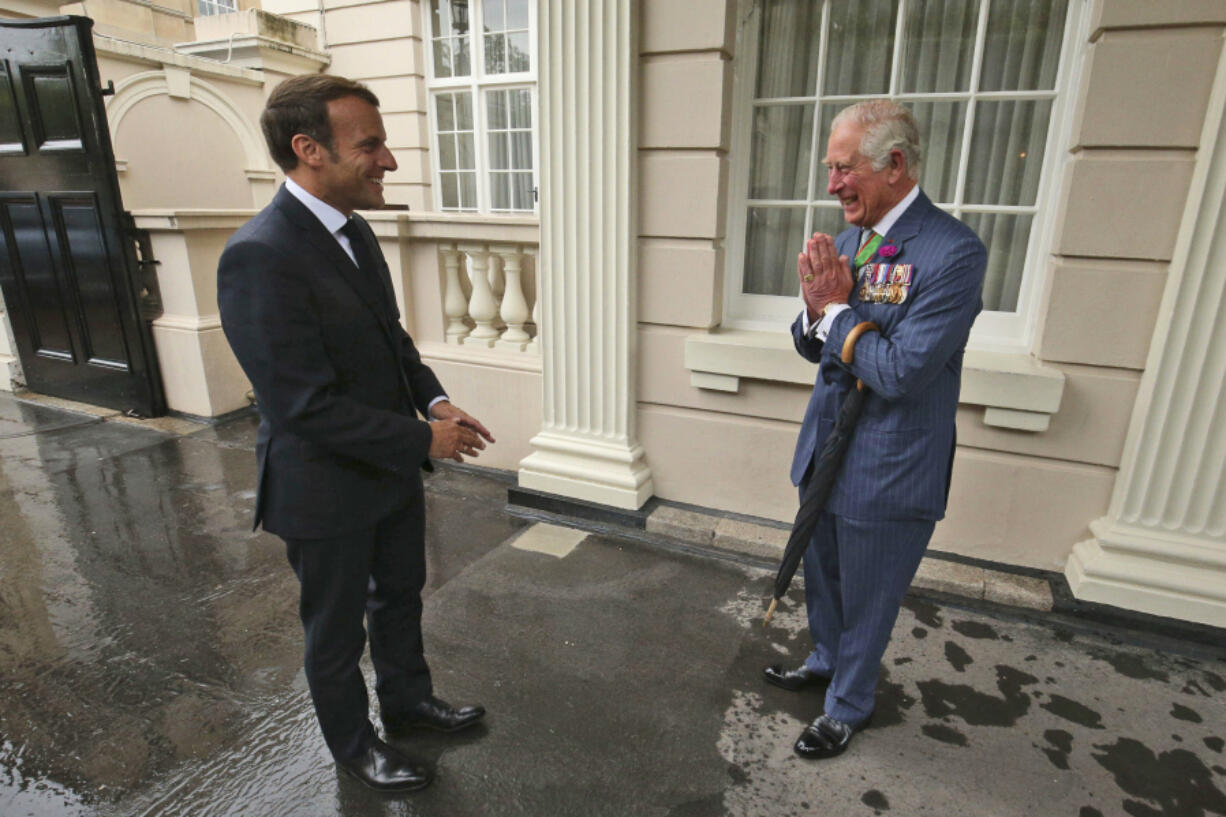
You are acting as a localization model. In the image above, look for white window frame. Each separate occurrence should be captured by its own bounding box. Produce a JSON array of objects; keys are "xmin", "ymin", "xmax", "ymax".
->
[
  {"xmin": 723, "ymin": 0, "xmax": 1088, "ymax": 353},
  {"xmin": 422, "ymin": 0, "xmax": 540, "ymax": 215},
  {"xmin": 196, "ymin": 0, "xmax": 237, "ymax": 16}
]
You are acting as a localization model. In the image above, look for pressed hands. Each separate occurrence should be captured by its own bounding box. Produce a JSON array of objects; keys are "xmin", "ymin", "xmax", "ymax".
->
[
  {"xmin": 427, "ymin": 401, "xmax": 495, "ymax": 462},
  {"xmin": 798, "ymin": 232, "xmax": 854, "ymax": 322}
]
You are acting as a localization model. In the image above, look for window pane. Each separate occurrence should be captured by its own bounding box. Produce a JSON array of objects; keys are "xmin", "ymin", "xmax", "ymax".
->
[
  {"xmin": 440, "ymin": 172, "xmax": 459, "ymax": 209},
  {"xmin": 432, "ymin": 0, "xmax": 446, "ymax": 35},
  {"xmin": 508, "ymin": 32, "xmax": 531, "ymax": 72},
  {"xmin": 512, "ymin": 173, "xmax": 533, "ymax": 210},
  {"xmin": 454, "ymin": 36, "xmax": 471, "ymax": 76},
  {"xmin": 460, "ymin": 172, "xmax": 478, "ymax": 208},
  {"xmin": 511, "ymin": 132, "xmax": 532, "ymax": 170},
  {"xmin": 824, "ymin": 0, "xmax": 900, "ymax": 96},
  {"xmin": 490, "ymin": 172, "xmax": 510, "ymax": 209},
  {"xmin": 755, "ymin": 0, "xmax": 822, "ymax": 99},
  {"xmin": 509, "ymin": 89, "xmax": 532, "ymax": 128},
  {"xmin": 908, "ymin": 100, "xmax": 967, "ymax": 204},
  {"xmin": 433, "ymin": 39, "xmax": 452, "ymax": 78},
  {"xmin": 485, "ymin": 0, "xmax": 505, "ymax": 30},
  {"xmin": 436, "ymin": 94, "xmax": 455, "ymax": 131},
  {"xmin": 743, "ymin": 207, "xmax": 807, "ymax": 296},
  {"xmin": 489, "ymin": 133, "xmax": 508, "ymax": 170},
  {"xmin": 961, "ymin": 212, "xmax": 1033, "ymax": 311},
  {"xmin": 809, "ymin": 205, "xmax": 850, "ymax": 242},
  {"xmin": 900, "ymin": 0, "xmax": 979, "ymax": 93},
  {"xmin": 450, "ymin": 0, "xmax": 469, "ymax": 35},
  {"xmin": 507, "ymin": 0, "xmax": 528, "ymax": 29},
  {"xmin": 456, "ymin": 92, "xmax": 473, "ymax": 129},
  {"xmin": 487, "ymin": 90, "xmax": 507, "ymax": 129},
  {"xmin": 457, "ymin": 133, "xmax": 475, "ymax": 169},
  {"xmin": 749, "ymin": 104, "xmax": 813, "ymax": 201},
  {"xmin": 965, "ymin": 99, "xmax": 1052, "ymax": 206},
  {"xmin": 439, "ymin": 133, "xmax": 458, "ymax": 170},
  {"xmin": 980, "ymin": 0, "xmax": 1069, "ymax": 91},
  {"xmin": 486, "ymin": 33, "xmax": 506, "ymax": 74}
]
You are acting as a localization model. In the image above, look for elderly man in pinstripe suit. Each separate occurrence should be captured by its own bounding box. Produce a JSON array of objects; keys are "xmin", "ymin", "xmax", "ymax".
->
[{"xmin": 765, "ymin": 100, "xmax": 987, "ymax": 759}]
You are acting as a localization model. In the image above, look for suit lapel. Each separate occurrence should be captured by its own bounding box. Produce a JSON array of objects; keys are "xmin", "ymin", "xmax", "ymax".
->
[
  {"xmin": 273, "ymin": 187, "xmax": 395, "ymax": 338},
  {"xmin": 881, "ymin": 188, "xmax": 933, "ymax": 254}
]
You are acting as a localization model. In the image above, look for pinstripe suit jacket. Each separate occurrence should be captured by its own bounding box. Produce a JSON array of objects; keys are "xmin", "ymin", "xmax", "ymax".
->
[{"xmin": 790, "ymin": 190, "xmax": 986, "ymax": 521}]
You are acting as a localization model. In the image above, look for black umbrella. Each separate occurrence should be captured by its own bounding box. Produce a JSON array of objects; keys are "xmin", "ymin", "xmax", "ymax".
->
[{"xmin": 764, "ymin": 321, "xmax": 880, "ymax": 626}]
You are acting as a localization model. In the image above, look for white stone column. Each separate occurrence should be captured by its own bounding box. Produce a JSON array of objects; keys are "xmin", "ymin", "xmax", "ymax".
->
[
  {"xmin": 1066, "ymin": 53, "xmax": 1226, "ymax": 628},
  {"xmin": 517, "ymin": 0, "xmax": 653, "ymax": 509}
]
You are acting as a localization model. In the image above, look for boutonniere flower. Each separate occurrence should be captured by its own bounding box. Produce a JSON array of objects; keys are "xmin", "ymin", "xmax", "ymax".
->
[{"xmin": 879, "ymin": 244, "xmax": 899, "ymax": 259}]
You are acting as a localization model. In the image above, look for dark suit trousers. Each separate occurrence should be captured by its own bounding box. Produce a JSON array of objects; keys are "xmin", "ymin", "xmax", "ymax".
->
[{"xmin": 284, "ymin": 477, "xmax": 433, "ymax": 761}]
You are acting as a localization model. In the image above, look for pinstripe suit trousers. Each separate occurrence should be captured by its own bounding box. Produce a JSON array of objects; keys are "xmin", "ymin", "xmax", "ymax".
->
[{"xmin": 800, "ymin": 510, "xmax": 934, "ymax": 726}]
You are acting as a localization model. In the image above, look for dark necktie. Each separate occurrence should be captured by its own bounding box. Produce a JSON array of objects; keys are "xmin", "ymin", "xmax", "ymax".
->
[{"xmin": 339, "ymin": 217, "xmax": 377, "ymax": 278}]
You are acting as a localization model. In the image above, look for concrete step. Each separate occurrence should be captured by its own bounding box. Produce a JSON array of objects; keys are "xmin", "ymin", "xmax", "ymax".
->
[{"xmin": 645, "ymin": 503, "xmax": 1054, "ymax": 612}]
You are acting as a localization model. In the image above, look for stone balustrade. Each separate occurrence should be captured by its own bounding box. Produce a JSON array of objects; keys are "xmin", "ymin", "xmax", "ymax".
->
[{"xmin": 439, "ymin": 242, "xmax": 539, "ymax": 352}]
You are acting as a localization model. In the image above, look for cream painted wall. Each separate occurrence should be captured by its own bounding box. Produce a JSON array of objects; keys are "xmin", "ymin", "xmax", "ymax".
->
[{"xmin": 113, "ymin": 95, "xmax": 253, "ymax": 209}]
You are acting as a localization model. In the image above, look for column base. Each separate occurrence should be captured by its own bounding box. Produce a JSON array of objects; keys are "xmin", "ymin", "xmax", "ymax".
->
[
  {"xmin": 518, "ymin": 430, "xmax": 654, "ymax": 510},
  {"xmin": 1065, "ymin": 516, "xmax": 1226, "ymax": 628}
]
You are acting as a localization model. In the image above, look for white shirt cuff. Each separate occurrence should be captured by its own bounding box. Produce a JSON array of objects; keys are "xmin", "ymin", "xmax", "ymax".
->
[
  {"xmin": 427, "ymin": 395, "xmax": 450, "ymax": 416},
  {"xmin": 812, "ymin": 304, "xmax": 850, "ymax": 342}
]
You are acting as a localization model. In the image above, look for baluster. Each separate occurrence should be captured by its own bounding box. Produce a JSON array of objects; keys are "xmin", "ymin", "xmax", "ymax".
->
[
  {"xmin": 441, "ymin": 244, "xmax": 470, "ymax": 344},
  {"xmin": 460, "ymin": 243, "xmax": 500, "ymax": 347},
  {"xmin": 527, "ymin": 251, "xmax": 540, "ymax": 353},
  {"xmin": 495, "ymin": 245, "xmax": 530, "ymax": 351}
]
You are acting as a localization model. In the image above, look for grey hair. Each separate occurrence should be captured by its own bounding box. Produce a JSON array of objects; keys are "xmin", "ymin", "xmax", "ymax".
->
[{"xmin": 831, "ymin": 100, "xmax": 922, "ymax": 180}]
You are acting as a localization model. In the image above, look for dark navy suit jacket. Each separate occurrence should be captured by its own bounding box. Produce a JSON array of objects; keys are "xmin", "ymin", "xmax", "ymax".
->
[
  {"xmin": 218, "ymin": 185, "xmax": 444, "ymax": 539},
  {"xmin": 790, "ymin": 190, "xmax": 986, "ymax": 522}
]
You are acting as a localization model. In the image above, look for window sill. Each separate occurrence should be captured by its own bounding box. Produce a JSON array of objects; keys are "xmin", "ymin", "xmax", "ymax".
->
[{"xmin": 684, "ymin": 329, "xmax": 1065, "ymax": 432}]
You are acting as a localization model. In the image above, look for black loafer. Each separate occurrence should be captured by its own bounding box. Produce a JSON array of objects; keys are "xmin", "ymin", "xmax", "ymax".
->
[
  {"xmin": 763, "ymin": 664, "xmax": 830, "ymax": 691},
  {"xmin": 337, "ymin": 739, "xmax": 431, "ymax": 791},
  {"xmin": 385, "ymin": 696, "xmax": 486, "ymax": 736},
  {"xmin": 794, "ymin": 713, "xmax": 869, "ymax": 760}
]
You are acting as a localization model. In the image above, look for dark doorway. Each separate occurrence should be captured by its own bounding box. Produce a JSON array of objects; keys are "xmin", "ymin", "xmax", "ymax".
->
[{"xmin": 0, "ymin": 16, "xmax": 165, "ymax": 417}]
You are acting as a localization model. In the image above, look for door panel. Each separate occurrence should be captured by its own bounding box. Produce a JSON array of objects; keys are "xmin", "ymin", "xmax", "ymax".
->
[{"xmin": 0, "ymin": 16, "xmax": 164, "ymax": 415}]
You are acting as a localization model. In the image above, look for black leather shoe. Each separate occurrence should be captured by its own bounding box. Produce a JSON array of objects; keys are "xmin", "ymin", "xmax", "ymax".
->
[
  {"xmin": 793, "ymin": 713, "xmax": 869, "ymax": 759},
  {"xmin": 763, "ymin": 664, "xmax": 830, "ymax": 691},
  {"xmin": 385, "ymin": 697, "xmax": 486, "ymax": 736},
  {"xmin": 337, "ymin": 739, "xmax": 431, "ymax": 791}
]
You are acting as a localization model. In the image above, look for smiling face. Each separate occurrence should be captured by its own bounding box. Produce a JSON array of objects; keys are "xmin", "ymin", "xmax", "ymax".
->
[
  {"xmin": 824, "ymin": 120, "xmax": 909, "ymax": 228},
  {"xmin": 312, "ymin": 95, "xmax": 397, "ymax": 215}
]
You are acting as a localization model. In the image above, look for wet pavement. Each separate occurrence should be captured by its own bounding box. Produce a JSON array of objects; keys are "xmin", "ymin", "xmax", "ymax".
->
[{"xmin": 1, "ymin": 392, "xmax": 1224, "ymax": 817}]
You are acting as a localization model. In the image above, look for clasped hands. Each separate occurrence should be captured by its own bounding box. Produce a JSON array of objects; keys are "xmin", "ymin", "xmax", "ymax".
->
[
  {"xmin": 798, "ymin": 232, "xmax": 854, "ymax": 323},
  {"xmin": 428, "ymin": 401, "xmax": 495, "ymax": 462}
]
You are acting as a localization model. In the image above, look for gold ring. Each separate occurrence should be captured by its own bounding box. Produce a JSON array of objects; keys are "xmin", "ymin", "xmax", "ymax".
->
[{"xmin": 804, "ymin": 274, "xmax": 814, "ymax": 283}]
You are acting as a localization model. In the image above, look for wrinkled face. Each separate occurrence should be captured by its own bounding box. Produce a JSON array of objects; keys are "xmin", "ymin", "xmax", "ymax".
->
[
  {"xmin": 824, "ymin": 121, "xmax": 900, "ymax": 228},
  {"xmin": 315, "ymin": 95, "xmax": 397, "ymax": 214}
]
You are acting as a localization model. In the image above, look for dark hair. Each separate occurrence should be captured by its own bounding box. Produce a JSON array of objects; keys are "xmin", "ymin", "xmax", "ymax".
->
[{"xmin": 260, "ymin": 74, "xmax": 381, "ymax": 171}]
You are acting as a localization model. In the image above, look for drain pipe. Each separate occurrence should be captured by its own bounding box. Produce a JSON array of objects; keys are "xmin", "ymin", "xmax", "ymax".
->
[{"xmin": 316, "ymin": 0, "xmax": 328, "ymax": 50}]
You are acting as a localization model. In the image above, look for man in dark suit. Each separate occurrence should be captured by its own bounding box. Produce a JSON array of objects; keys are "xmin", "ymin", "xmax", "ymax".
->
[
  {"xmin": 764, "ymin": 100, "xmax": 987, "ymax": 759},
  {"xmin": 218, "ymin": 74, "xmax": 494, "ymax": 791}
]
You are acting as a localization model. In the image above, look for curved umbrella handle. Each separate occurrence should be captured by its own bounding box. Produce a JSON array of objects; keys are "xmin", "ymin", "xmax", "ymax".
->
[{"xmin": 840, "ymin": 321, "xmax": 880, "ymax": 364}]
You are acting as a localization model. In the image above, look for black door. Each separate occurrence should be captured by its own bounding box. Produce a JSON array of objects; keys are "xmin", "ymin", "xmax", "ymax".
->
[{"xmin": 0, "ymin": 16, "xmax": 165, "ymax": 416}]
